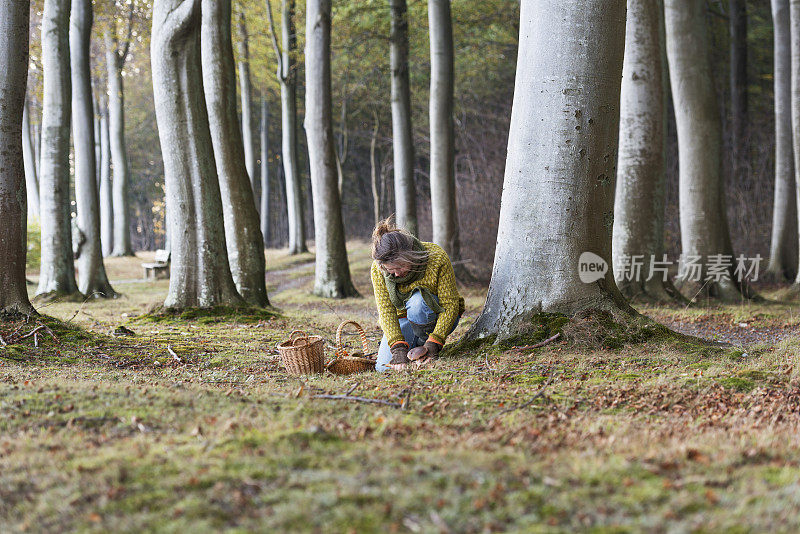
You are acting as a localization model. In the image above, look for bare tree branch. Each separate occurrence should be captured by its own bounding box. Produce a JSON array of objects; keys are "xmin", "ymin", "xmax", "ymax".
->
[{"xmin": 264, "ymin": 0, "xmax": 285, "ymax": 81}]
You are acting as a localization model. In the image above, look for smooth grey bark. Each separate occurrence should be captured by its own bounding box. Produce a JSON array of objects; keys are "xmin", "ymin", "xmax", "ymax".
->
[
  {"xmin": 664, "ymin": 0, "xmax": 751, "ymax": 301},
  {"xmin": 93, "ymin": 89, "xmax": 101, "ymax": 187},
  {"xmin": 0, "ymin": 0, "xmax": 35, "ymax": 315},
  {"xmin": 266, "ymin": 0, "xmax": 307, "ymax": 254},
  {"xmin": 467, "ymin": 0, "xmax": 629, "ymax": 341},
  {"xmin": 237, "ymin": 15, "xmax": 258, "ymax": 196},
  {"xmin": 99, "ymin": 93, "xmax": 114, "ymax": 257},
  {"xmin": 768, "ymin": 0, "xmax": 797, "ymax": 281},
  {"xmin": 612, "ymin": 0, "xmax": 676, "ymax": 302},
  {"xmin": 37, "ymin": 0, "xmax": 80, "ymax": 298},
  {"xmin": 791, "ymin": 0, "xmax": 800, "ymax": 287},
  {"xmin": 201, "ymin": 0, "xmax": 268, "ymax": 307},
  {"xmin": 304, "ymin": 0, "xmax": 359, "ymax": 298},
  {"xmin": 370, "ymin": 110, "xmax": 380, "ymax": 224},
  {"xmin": 33, "ymin": 121, "xmax": 41, "ymax": 182},
  {"xmin": 22, "ymin": 99, "xmax": 40, "ymax": 219},
  {"xmin": 70, "ymin": 0, "xmax": 116, "ymax": 298},
  {"xmin": 151, "ymin": 0, "xmax": 243, "ymax": 309},
  {"xmin": 334, "ymin": 96, "xmax": 348, "ymax": 197},
  {"xmin": 729, "ymin": 0, "xmax": 748, "ymax": 176},
  {"xmin": 428, "ymin": 0, "xmax": 459, "ymax": 259},
  {"xmin": 260, "ymin": 97, "xmax": 271, "ymax": 244},
  {"xmin": 390, "ymin": 0, "xmax": 417, "ymax": 236},
  {"xmin": 105, "ymin": 18, "xmax": 133, "ymax": 256}
]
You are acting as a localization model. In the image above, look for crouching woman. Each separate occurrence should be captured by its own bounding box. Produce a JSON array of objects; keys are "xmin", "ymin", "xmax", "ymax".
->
[{"xmin": 370, "ymin": 218, "xmax": 465, "ymax": 371}]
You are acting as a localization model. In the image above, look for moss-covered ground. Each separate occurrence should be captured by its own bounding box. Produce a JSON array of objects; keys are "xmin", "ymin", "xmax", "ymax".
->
[{"xmin": 3, "ymin": 241, "xmax": 800, "ymax": 532}]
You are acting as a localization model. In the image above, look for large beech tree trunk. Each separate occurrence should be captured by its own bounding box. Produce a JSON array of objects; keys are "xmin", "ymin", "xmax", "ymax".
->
[
  {"xmin": 237, "ymin": 15, "xmax": 258, "ymax": 196},
  {"xmin": 22, "ymin": 100, "xmax": 40, "ymax": 219},
  {"xmin": 390, "ymin": 0, "xmax": 417, "ymax": 236},
  {"xmin": 151, "ymin": 0, "xmax": 243, "ymax": 309},
  {"xmin": 0, "ymin": 0, "xmax": 35, "ymax": 315},
  {"xmin": 201, "ymin": 0, "xmax": 268, "ymax": 307},
  {"xmin": 105, "ymin": 21, "xmax": 133, "ymax": 256},
  {"xmin": 37, "ymin": 0, "xmax": 80, "ymax": 298},
  {"xmin": 467, "ymin": 0, "xmax": 628, "ymax": 341},
  {"xmin": 260, "ymin": 98, "xmax": 271, "ymax": 244},
  {"xmin": 664, "ymin": 0, "xmax": 751, "ymax": 300},
  {"xmin": 305, "ymin": 0, "xmax": 359, "ymax": 298},
  {"xmin": 790, "ymin": 1, "xmax": 800, "ymax": 287},
  {"xmin": 768, "ymin": 0, "xmax": 797, "ymax": 281},
  {"xmin": 99, "ymin": 93, "xmax": 114, "ymax": 257},
  {"xmin": 612, "ymin": 0, "xmax": 675, "ymax": 302},
  {"xmin": 70, "ymin": 0, "xmax": 116, "ymax": 298},
  {"xmin": 428, "ymin": 0, "xmax": 459, "ymax": 259}
]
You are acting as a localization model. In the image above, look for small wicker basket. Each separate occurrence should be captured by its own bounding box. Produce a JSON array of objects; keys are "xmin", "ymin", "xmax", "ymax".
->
[
  {"xmin": 277, "ymin": 330, "xmax": 325, "ymax": 375},
  {"xmin": 326, "ymin": 321, "xmax": 377, "ymax": 375}
]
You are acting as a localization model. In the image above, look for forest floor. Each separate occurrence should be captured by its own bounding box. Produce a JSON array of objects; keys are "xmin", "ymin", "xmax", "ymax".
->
[{"xmin": 3, "ymin": 241, "xmax": 800, "ymax": 532}]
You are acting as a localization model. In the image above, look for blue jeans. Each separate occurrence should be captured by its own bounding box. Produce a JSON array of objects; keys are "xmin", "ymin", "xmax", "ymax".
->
[{"xmin": 376, "ymin": 290, "xmax": 459, "ymax": 372}]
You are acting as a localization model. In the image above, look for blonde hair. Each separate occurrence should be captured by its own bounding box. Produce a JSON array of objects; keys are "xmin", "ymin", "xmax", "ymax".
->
[{"xmin": 371, "ymin": 216, "xmax": 427, "ymax": 270}]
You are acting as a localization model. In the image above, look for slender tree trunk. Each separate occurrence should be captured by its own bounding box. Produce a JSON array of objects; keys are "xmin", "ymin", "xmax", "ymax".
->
[
  {"xmin": 33, "ymin": 122, "xmax": 41, "ymax": 182},
  {"xmin": 99, "ymin": 89, "xmax": 114, "ymax": 257},
  {"xmin": 37, "ymin": 0, "xmax": 80, "ymax": 298},
  {"xmin": 93, "ymin": 89, "xmax": 101, "ymax": 187},
  {"xmin": 277, "ymin": 158, "xmax": 288, "ymax": 246},
  {"xmin": 0, "ymin": 0, "xmax": 35, "ymax": 315},
  {"xmin": 305, "ymin": 0, "xmax": 359, "ymax": 298},
  {"xmin": 467, "ymin": 0, "xmax": 629, "ymax": 341},
  {"xmin": 768, "ymin": 0, "xmax": 797, "ymax": 281},
  {"xmin": 201, "ymin": 0, "xmax": 268, "ymax": 307},
  {"xmin": 22, "ymin": 99, "xmax": 40, "ymax": 219},
  {"xmin": 390, "ymin": 0, "xmax": 417, "ymax": 236},
  {"xmin": 612, "ymin": 0, "xmax": 676, "ymax": 302},
  {"xmin": 428, "ymin": 0, "xmax": 459, "ymax": 259},
  {"xmin": 151, "ymin": 0, "xmax": 243, "ymax": 309},
  {"xmin": 237, "ymin": 15, "xmax": 258, "ymax": 197},
  {"xmin": 791, "ymin": 0, "xmax": 800, "ymax": 287},
  {"xmin": 105, "ymin": 23, "xmax": 133, "ymax": 256},
  {"xmin": 278, "ymin": 0, "xmax": 307, "ymax": 254},
  {"xmin": 70, "ymin": 0, "xmax": 116, "ymax": 298},
  {"xmin": 664, "ymin": 0, "xmax": 751, "ymax": 301},
  {"xmin": 260, "ymin": 97, "xmax": 271, "ymax": 245},
  {"xmin": 729, "ymin": 0, "xmax": 748, "ymax": 179},
  {"xmin": 334, "ymin": 97, "xmax": 348, "ymax": 197},
  {"xmin": 370, "ymin": 110, "xmax": 380, "ymax": 224}
]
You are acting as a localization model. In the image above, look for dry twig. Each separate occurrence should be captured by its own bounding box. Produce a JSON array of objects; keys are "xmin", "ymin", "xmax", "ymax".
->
[
  {"xmin": 510, "ymin": 333, "xmax": 562, "ymax": 352},
  {"xmin": 311, "ymin": 394, "xmax": 402, "ymax": 408}
]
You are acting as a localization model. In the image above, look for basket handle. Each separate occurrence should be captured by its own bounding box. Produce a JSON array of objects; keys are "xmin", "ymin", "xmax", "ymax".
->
[
  {"xmin": 335, "ymin": 321, "xmax": 369, "ymax": 359},
  {"xmin": 289, "ymin": 330, "xmax": 310, "ymax": 346}
]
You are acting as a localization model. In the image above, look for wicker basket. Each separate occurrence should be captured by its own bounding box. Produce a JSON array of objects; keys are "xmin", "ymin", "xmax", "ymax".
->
[
  {"xmin": 326, "ymin": 321, "xmax": 377, "ymax": 375},
  {"xmin": 277, "ymin": 330, "xmax": 325, "ymax": 376}
]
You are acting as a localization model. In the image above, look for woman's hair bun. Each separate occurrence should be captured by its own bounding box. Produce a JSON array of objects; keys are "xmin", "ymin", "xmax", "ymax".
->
[{"xmin": 371, "ymin": 215, "xmax": 397, "ymax": 244}]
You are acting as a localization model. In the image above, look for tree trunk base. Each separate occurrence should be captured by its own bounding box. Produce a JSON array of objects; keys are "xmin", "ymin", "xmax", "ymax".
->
[
  {"xmin": 139, "ymin": 304, "xmax": 280, "ymax": 323},
  {"xmin": 313, "ymin": 281, "xmax": 361, "ymax": 299},
  {"xmin": 32, "ymin": 290, "xmax": 85, "ymax": 304},
  {"xmin": 0, "ymin": 306, "xmax": 37, "ymax": 320},
  {"xmin": 452, "ymin": 307, "xmax": 729, "ymax": 358},
  {"xmin": 673, "ymin": 278, "xmax": 760, "ymax": 304},
  {"xmin": 617, "ymin": 278, "xmax": 689, "ymax": 305}
]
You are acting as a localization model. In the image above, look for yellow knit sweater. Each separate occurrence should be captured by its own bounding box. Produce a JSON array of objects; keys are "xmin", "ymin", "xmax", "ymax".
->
[{"xmin": 371, "ymin": 242, "xmax": 465, "ymax": 347}]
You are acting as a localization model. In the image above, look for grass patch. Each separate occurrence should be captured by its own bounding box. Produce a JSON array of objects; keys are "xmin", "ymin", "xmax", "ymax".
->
[{"xmin": 135, "ymin": 305, "xmax": 281, "ymax": 325}]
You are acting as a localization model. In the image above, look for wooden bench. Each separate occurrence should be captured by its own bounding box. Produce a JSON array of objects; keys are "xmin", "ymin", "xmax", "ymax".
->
[{"xmin": 142, "ymin": 249, "xmax": 171, "ymax": 280}]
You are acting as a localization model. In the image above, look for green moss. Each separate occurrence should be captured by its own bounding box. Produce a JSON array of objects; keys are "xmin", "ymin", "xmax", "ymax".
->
[
  {"xmin": 717, "ymin": 377, "xmax": 756, "ymax": 392},
  {"xmin": 135, "ymin": 305, "xmax": 281, "ymax": 325}
]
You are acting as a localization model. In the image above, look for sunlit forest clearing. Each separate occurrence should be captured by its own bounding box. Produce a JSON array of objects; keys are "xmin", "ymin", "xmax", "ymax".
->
[
  {"xmin": 5, "ymin": 0, "xmax": 800, "ymax": 530},
  {"xmin": 3, "ymin": 246, "xmax": 800, "ymax": 531}
]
